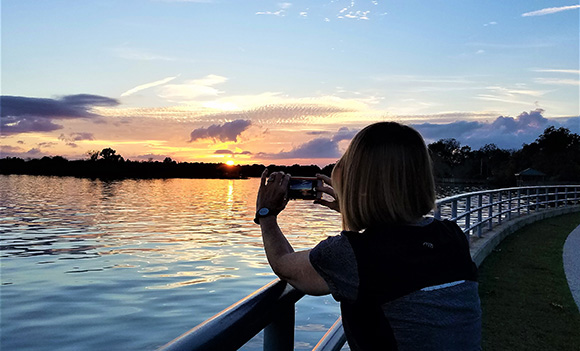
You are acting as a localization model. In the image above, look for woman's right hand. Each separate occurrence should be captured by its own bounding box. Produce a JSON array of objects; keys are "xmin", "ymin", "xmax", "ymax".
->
[{"xmin": 313, "ymin": 174, "xmax": 340, "ymax": 212}]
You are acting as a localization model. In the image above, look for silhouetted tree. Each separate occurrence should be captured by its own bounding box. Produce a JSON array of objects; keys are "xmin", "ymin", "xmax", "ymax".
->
[
  {"xmin": 86, "ymin": 150, "xmax": 100, "ymax": 161},
  {"xmin": 99, "ymin": 148, "xmax": 123, "ymax": 162}
]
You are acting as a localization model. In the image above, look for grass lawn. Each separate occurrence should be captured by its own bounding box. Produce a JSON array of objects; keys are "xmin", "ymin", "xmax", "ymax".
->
[{"xmin": 478, "ymin": 211, "xmax": 580, "ymax": 350}]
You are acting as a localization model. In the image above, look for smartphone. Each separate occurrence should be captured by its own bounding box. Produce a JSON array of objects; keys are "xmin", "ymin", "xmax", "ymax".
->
[{"xmin": 288, "ymin": 177, "xmax": 322, "ymax": 200}]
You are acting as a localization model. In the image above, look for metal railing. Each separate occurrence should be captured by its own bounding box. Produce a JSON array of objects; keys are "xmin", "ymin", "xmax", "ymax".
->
[
  {"xmin": 434, "ymin": 185, "xmax": 580, "ymax": 239},
  {"xmin": 158, "ymin": 185, "xmax": 580, "ymax": 351}
]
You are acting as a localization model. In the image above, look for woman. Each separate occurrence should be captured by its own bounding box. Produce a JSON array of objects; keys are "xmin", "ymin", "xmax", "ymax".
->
[{"xmin": 255, "ymin": 122, "xmax": 481, "ymax": 350}]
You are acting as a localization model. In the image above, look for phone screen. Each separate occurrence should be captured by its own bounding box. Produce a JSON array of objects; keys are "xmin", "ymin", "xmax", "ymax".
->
[{"xmin": 288, "ymin": 177, "xmax": 320, "ymax": 200}]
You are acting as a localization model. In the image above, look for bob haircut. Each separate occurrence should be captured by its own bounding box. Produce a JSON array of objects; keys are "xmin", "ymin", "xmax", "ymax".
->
[{"xmin": 332, "ymin": 122, "xmax": 436, "ymax": 231}]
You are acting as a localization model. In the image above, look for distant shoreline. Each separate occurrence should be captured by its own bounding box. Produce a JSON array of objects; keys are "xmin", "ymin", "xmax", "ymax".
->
[{"xmin": 0, "ymin": 157, "xmax": 331, "ymax": 180}]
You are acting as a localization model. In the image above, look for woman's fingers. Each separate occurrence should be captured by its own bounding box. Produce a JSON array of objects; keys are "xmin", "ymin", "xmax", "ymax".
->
[
  {"xmin": 281, "ymin": 173, "xmax": 291, "ymax": 189},
  {"xmin": 260, "ymin": 168, "xmax": 269, "ymax": 187},
  {"xmin": 313, "ymin": 198, "xmax": 340, "ymax": 212},
  {"xmin": 316, "ymin": 184, "xmax": 335, "ymax": 198},
  {"xmin": 316, "ymin": 173, "xmax": 332, "ymax": 186}
]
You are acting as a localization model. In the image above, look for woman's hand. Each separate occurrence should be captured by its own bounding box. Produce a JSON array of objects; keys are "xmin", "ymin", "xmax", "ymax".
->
[
  {"xmin": 256, "ymin": 169, "xmax": 290, "ymax": 215},
  {"xmin": 313, "ymin": 173, "xmax": 340, "ymax": 212}
]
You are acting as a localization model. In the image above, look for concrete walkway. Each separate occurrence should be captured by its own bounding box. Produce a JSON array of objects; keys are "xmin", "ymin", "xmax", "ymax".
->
[{"xmin": 563, "ymin": 224, "xmax": 580, "ymax": 312}]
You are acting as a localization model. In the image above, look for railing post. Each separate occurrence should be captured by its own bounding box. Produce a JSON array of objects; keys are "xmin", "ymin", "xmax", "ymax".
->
[
  {"xmin": 477, "ymin": 194, "xmax": 483, "ymax": 238},
  {"xmin": 536, "ymin": 187, "xmax": 540, "ymax": 211},
  {"xmin": 488, "ymin": 191, "xmax": 493, "ymax": 231},
  {"xmin": 264, "ymin": 302, "xmax": 295, "ymax": 351},
  {"xmin": 507, "ymin": 190, "xmax": 512, "ymax": 221},
  {"xmin": 498, "ymin": 191, "xmax": 503, "ymax": 225},
  {"xmin": 526, "ymin": 188, "xmax": 531, "ymax": 215},
  {"xmin": 465, "ymin": 195, "xmax": 471, "ymax": 235},
  {"xmin": 517, "ymin": 188, "xmax": 521, "ymax": 216},
  {"xmin": 434, "ymin": 204, "xmax": 442, "ymax": 220},
  {"xmin": 555, "ymin": 187, "xmax": 559, "ymax": 207}
]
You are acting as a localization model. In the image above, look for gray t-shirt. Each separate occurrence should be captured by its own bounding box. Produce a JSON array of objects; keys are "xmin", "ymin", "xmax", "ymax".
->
[{"xmin": 309, "ymin": 218, "xmax": 481, "ymax": 351}]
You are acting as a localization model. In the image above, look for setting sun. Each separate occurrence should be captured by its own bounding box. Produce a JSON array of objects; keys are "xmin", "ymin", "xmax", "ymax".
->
[{"xmin": 225, "ymin": 160, "xmax": 235, "ymax": 166}]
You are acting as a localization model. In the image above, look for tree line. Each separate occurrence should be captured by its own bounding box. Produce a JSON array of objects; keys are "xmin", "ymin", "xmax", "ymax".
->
[{"xmin": 1, "ymin": 126, "xmax": 579, "ymax": 186}]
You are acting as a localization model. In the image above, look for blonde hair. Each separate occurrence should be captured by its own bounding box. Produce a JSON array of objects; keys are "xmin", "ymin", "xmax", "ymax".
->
[{"xmin": 331, "ymin": 122, "xmax": 435, "ymax": 231}]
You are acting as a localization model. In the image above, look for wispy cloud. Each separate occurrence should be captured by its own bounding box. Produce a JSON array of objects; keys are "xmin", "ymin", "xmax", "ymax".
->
[
  {"xmin": 256, "ymin": 2, "xmax": 293, "ymax": 16},
  {"xmin": 534, "ymin": 78, "xmax": 580, "ymax": 86},
  {"xmin": 533, "ymin": 68, "xmax": 580, "ymax": 74},
  {"xmin": 201, "ymin": 103, "xmax": 358, "ymax": 124},
  {"xmin": 522, "ymin": 5, "xmax": 580, "ymax": 17},
  {"xmin": 121, "ymin": 75, "xmax": 180, "ymax": 97},
  {"xmin": 256, "ymin": 10, "xmax": 286, "ymax": 16},
  {"xmin": 158, "ymin": 74, "xmax": 228, "ymax": 102},
  {"xmin": 214, "ymin": 149, "xmax": 252, "ymax": 156}
]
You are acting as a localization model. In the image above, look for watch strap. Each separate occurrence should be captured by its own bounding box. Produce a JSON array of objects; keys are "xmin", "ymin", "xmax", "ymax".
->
[{"xmin": 254, "ymin": 208, "xmax": 278, "ymax": 224}]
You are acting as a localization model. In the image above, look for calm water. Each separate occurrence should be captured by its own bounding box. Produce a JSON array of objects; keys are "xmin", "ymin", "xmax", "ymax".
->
[
  {"xmin": 0, "ymin": 175, "xmax": 485, "ymax": 350},
  {"xmin": 0, "ymin": 175, "xmax": 344, "ymax": 350}
]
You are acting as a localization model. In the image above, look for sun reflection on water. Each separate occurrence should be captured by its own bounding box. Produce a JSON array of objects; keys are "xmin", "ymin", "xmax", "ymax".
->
[{"xmin": 0, "ymin": 176, "xmax": 342, "ymax": 290}]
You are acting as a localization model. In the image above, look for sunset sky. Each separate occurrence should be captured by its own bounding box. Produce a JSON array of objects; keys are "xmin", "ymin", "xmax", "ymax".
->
[{"xmin": 1, "ymin": 0, "xmax": 579, "ymax": 166}]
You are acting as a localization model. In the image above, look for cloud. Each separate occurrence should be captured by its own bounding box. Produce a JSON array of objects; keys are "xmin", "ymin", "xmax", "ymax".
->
[
  {"xmin": 189, "ymin": 119, "xmax": 252, "ymax": 142},
  {"xmin": 133, "ymin": 153, "xmax": 170, "ymax": 161},
  {"xmin": 262, "ymin": 127, "xmax": 358, "ymax": 159},
  {"xmin": 121, "ymin": 75, "xmax": 180, "ymax": 97},
  {"xmin": 37, "ymin": 142, "xmax": 58, "ymax": 148},
  {"xmin": 158, "ymin": 75, "xmax": 227, "ymax": 102},
  {"xmin": 533, "ymin": 69, "xmax": 580, "ymax": 74},
  {"xmin": 1, "ymin": 94, "xmax": 119, "ymax": 135},
  {"xmin": 256, "ymin": 2, "xmax": 291, "ymax": 16},
  {"xmin": 0, "ymin": 145, "xmax": 42, "ymax": 158},
  {"xmin": 213, "ymin": 149, "xmax": 252, "ymax": 155},
  {"xmin": 198, "ymin": 103, "xmax": 358, "ymax": 124},
  {"xmin": 522, "ymin": 5, "xmax": 580, "ymax": 17},
  {"xmin": 191, "ymin": 74, "xmax": 228, "ymax": 86},
  {"xmin": 256, "ymin": 10, "xmax": 285, "ymax": 16},
  {"xmin": 58, "ymin": 132, "xmax": 95, "ymax": 142},
  {"xmin": 412, "ymin": 109, "xmax": 575, "ymax": 149},
  {"xmin": 338, "ymin": 9, "xmax": 370, "ymax": 20},
  {"xmin": 534, "ymin": 78, "xmax": 579, "ymax": 86}
]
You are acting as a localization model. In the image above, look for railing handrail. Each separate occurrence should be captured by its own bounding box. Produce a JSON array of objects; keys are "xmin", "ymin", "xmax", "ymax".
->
[
  {"xmin": 159, "ymin": 280, "xmax": 303, "ymax": 351},
  {"xmin": 158, "ymin": 184, "xmax": 580, "ymax": 351},
  {"xmin": 436, "ymin": 185, "xmax": 578, "ymax": 205}
]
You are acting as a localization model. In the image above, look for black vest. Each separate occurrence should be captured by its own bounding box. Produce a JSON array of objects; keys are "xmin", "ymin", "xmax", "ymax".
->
[{"xmin": 340, "ymin": 220, "xmax": 478, "ymax": 350}]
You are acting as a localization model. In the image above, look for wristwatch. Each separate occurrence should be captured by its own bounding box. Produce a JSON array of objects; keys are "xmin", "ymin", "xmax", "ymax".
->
[{"xmin": 254, "ymin": 207, "xmax": 277, "ymax": 224}]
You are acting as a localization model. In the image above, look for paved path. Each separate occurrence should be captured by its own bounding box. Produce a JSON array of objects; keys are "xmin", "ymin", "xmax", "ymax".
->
[{"xmin": 563, "ymin": 224, "xmax": 580, "ymax": 312}]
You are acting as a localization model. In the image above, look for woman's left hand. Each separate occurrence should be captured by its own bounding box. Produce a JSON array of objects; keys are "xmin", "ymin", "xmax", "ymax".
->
[{"xmin": 256, "ymin": 169, "xmax": 290, "ymax": 215}]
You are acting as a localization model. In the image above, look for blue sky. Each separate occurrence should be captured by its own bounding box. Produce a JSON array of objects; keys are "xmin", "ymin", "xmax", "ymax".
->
[{"xmin": 1, "ymin": 0, "xmax": 579, "ymax": 165}]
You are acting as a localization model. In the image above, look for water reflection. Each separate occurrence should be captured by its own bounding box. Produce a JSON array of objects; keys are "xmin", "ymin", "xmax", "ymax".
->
[
  {"xmin": 0, "ymin": 176, "xmax": 343, "ymax": 288},
  {"xmin": 0, "ymin": 175, "xmax": 485, "ymax": 350}
]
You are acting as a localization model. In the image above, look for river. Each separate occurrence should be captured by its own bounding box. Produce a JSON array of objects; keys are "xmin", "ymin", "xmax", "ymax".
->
[{"xmin": 0, "ymin": 175, "xmax": 485, "ymax": 350}]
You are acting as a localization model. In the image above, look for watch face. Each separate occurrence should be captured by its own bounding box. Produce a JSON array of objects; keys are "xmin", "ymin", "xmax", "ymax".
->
[{"xmin": 258, "ymin": 208, "xmax": 270, "ymax": 216}]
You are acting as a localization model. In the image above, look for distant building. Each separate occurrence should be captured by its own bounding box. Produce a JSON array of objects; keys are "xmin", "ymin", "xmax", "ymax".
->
[{"xmin": 515, "ymin": 168, "xmax": 546, "ymax": 186}]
